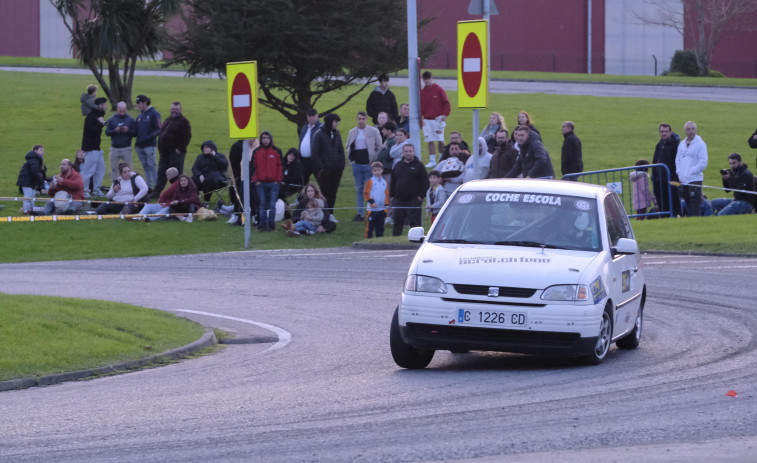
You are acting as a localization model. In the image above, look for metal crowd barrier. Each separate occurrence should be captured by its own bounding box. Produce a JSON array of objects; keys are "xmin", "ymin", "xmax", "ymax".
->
[{"xmin": 562, "ymin": 163, "xmax": 675, "ymax": 219}]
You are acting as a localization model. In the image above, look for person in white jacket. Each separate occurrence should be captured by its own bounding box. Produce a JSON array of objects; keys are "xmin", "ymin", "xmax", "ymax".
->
[{"xmin": 675, "ymin": 121, "xmax": 708, "ymax": 216}]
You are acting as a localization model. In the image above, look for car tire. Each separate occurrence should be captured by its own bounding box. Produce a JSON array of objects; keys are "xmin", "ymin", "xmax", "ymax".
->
[
  {"xmin": 617, "ymin": 288, "xmax": 645, "ymax": 350},
  {"xmin": 581, "ymin": 305, "xmax": 613, "ymax": 365},
  {"xmin": 390, "ymin": 307, "xmax": 434, "ymax": 369}
]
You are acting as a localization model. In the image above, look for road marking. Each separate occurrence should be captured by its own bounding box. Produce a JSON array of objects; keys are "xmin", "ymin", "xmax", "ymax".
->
[{"xmin": 173, "ymin": 309, "xmax": 292, "ymax": 354}]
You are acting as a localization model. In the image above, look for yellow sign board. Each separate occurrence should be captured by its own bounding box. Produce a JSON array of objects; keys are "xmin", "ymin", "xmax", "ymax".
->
[
  {"xmin": 226, "ymin": 61, "xmax": 259, "ymax": 139},
  {"xmin": 457, "ymin": 20, "xmax": 488, "ymax": 109}
]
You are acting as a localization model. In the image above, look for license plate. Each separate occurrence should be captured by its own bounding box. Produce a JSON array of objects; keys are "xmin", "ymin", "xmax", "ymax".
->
[{"xmin": 457, "ymin": 309, "xmax": 527, "ymax": 327}]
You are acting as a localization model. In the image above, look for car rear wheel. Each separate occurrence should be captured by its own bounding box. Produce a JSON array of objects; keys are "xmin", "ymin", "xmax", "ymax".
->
[
  {"xmin": 581, "ymin": 306, "xmax": 613, "ymax": 365},
  {"xmin": 390, "ymin": 307, "xmax": 434, "ymax": 369}
]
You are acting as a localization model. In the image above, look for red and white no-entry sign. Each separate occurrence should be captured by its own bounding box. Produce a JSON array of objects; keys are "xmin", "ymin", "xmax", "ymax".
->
[
  {"xmin": 457, "ymin": 21, "xmax": 488, "ymax": 108},
  {"xmin": 461, "ymin": 33, "xmax": 482, "ymax": 99},
  {"xmin": 231, "ymin": 73, "xmax": 252, "ymax": 130},
  {"xmin": 226, "ymin": 61, "xmax": 258, "ymax": 139}
]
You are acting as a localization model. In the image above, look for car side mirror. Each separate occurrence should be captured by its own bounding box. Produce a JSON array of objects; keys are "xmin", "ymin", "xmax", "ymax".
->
[
  {"xmin": 408, "ymin": 227, "xmax": 425, "ymax": 243},
  {"xmin": 612, "ymin": 238, "xmax": 638, "ymax": 257}
]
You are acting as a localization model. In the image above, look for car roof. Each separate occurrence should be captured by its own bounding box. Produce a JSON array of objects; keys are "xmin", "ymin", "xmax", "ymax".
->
[{"xmin": 458, "ymin": 178, "xmax": 609, "ymax": 199}]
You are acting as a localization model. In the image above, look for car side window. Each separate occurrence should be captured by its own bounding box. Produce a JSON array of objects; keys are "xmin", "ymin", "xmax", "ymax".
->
[{"xmin": 604, "ymin": 194, "xmax": 623, "ymax": 246}]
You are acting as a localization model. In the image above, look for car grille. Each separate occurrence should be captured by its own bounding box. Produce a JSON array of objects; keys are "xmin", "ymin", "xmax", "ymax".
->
[{"xmin": 453, "ymin": 284, "xmax": 537, "ymax": 298}]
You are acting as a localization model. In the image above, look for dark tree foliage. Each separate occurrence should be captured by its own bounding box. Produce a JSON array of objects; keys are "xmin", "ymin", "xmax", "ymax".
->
[
  {"xmin": 51, "ymin": 0, "xmax": 183, "ymax": 109},
  {"xmin": 168, "ymin": 0, "xmax": 436, "ymax": 131}
]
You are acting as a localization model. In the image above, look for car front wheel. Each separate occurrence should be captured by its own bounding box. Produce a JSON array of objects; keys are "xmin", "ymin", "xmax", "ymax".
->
[
  {"xmin": 581, "ymin": 306, "xmax": 613, "ymax": 365},
  {"xmin": 390, "ymin": 307, "xmax": 434, "ymax": 369}
]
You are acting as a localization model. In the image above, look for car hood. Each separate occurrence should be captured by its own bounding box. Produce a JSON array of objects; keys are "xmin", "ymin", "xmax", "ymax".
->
[{"xmin": 415, "ymin": 243, "xmax": 601, "ymax": 288}]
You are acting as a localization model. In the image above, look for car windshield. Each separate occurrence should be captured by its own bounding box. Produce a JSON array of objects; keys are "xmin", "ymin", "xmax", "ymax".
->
[{"xmin": 427, "ymin": 191, "xmax": 601, "ymax": 252}]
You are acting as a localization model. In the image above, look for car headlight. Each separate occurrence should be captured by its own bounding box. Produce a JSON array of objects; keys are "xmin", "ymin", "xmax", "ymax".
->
[
  {"xmin": 541, "ymin": 284, "xmax": 589, "ymax": 301},
  {"xmin": 405, "ymin": 274, "xmax": 447, "ymax": 294}
]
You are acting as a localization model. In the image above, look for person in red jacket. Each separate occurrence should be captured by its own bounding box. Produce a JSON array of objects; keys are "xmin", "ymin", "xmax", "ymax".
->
[
  {"xmin": 420, "ymin": 71, "xmax": 451, "ymax": 168},
  {"xmin": 42, "ymin": 158, "xmax": 85, "ymax": 214},
  {"xmin": 251, "ymin": 130, "xmax": 283, "ymax": 231}
]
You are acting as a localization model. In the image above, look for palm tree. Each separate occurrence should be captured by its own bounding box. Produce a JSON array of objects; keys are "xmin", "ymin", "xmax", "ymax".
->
[{"xmin": 51, "ymin": 0, "xmax": 183, "ymax": 109}]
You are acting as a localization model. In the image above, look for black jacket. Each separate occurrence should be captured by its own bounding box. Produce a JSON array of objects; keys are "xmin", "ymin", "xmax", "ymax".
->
[
  {"xmin": 158, "ymin": 114, "xmax": 192, "ymax": 156},
  {"xmin": 16, "ymin": 150, "xmax": 46, "ymax": 192},
  {"xmin": 311, "ymin": 125, "xmax": 346, "ymax": 174},
  {"xmin": 506, "ymin": 132, "xmax": 555, "ymax": 179},
  {"xmin": 191, "ymin": 140, "xmax": 228, "ymax": 184},
  {"xmin": 723, "ymin": 163, "xmax": 755, "ymax": 204},
  {"xmin": 366, "ymin": 87, "xmax": 399, "ymax": 125},
  {"xmin": 487, "ymin": 141, "xmax": 518, "ymax": 179},
  {"xmin": 749, "ymin": 128, "xmax": 757, "ymax": 149},
  {"xmin": 652, "ymin": 132, "xmax": 681, "ymax": 182},
  {"xmin": 561, "ymin": 131, "xmax": 583, "ymax": 176},
  {"xmin": 390, "ymin": 157, "xmax": 430, "ymax": 201},
  {"xmin": 81, "ymin": 109, "xmax": 105, "ymax": 152}
]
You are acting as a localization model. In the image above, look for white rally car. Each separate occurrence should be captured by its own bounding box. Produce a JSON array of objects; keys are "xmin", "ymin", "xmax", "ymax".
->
[{"xmin": 390, "ymin": 179, "xmax": 646, "ymax": 368}]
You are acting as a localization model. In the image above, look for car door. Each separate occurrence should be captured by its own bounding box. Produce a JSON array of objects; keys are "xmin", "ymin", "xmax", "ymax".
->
[{"xmin": 603, "ymin": 193, "xmax": 641, "ymax": 336}]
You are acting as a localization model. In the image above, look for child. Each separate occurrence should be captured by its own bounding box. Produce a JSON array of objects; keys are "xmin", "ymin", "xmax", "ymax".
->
[
  {"xmin": 80, "ymin": 84, "xmax": 99, "ymax": 116},
  {"xmin": 363, "ymin": 161, "xmax": 389, "ymax": 238},
  {"xmin": 425, "ymin": 170, "xmax": 448, "ymax": 222},
  {"xmin": 290, "ymin": 197, "xmax": 324, "ymax": 236},
  {"xmin": 630, "ymin": 159, "xmax": 654, "ymax": 220}
]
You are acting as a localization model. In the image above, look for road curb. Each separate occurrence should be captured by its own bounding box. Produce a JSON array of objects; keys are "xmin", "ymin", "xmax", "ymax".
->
[
  {"xmin": 351, "ymin": 241, "xmax": 420, "ymax": 250},
  {"xmin": 0, "ymin": 327, "xmax": 217, "ymax": 392}
]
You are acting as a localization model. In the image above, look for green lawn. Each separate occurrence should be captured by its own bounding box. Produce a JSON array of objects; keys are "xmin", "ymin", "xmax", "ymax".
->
[
  {"xmin": 1, "ymin": 68, "xmax": 756, "ymax": 261},
  {"xmin": 0, "ymin": 294, "xmax": 205, "ymax": 381}
]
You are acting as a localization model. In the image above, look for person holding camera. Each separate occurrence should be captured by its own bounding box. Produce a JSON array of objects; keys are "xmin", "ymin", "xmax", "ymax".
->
[{"xmin": 711, "ymin": 153, "xmax": 755, "ymax": 216}]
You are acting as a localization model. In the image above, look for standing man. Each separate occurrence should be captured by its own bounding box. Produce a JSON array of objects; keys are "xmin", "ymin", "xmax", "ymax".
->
[
  {"xmin": 560, "ymin": 121, "xmax": 583, "ymax": 178},
  {"xmin": 105, "ymin": 101, "xmax": 137, "ymax": 182},
  {"xmin": 81, "ymin": 96, "xmax": 108, "ymax": 198},
  {"xmin": 366, "ymin": 74, "xmax": 399, "ymax": 126},
  {"xmin": 134, "ymin": 94, "xmax": 162, "ymax": 193},
  {"xmin": 299, "ymin": 108, "xmax": 321, "ymax": 186},
  {"xmin": 420, "ymin": 71, "xmax": 451, "ymax": 168},
  {"xmin": 345, "ymin": 111, "xmax": 383, "ymax": 221},
  {"xmin": 711, "ymin": 153, "xmax": 755, "ymax": 216},
  {"xmin": 155, "ymin": 101, "xmax": 192, "ymax": 196},
  {"xmin": 42, "ymin": 159, "xmax": 85, "ymax": 215},
  {"xmin": 652, "ymin": 123, "xmax": 682, "ymax": 217},
  {"xmin": 505, "ymin": 126, "xmax": 555, "ymax": 179},
  {"xmin": 251, "ymin": 131, "xmax": 283, "ymax": 231},
  {"xmin": 311, "ymin": 113, "xmax": 345, "ymax": 223},
  {"xmin": 676, "ymin": 121, "xmax": 708, "ymax": 217},
  {"xmin": 487, "ymin": 130, "xmax": 518, "ymax": 179},
  {"xmin": 390, "ymin": 144, "xmax": 429, "ymax": 236}
]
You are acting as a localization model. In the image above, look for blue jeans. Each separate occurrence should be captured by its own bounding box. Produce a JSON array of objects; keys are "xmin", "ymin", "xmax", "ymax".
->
[
  {"xmin": 295, "ymin": 220, "xmax": 317, "ymax": 234},
  {"xmin": 21, "ymin": 187, "xmax": 36, "ymax": 213},
  {"xmin": 139, "ymin": 203, "xmax": 171, "ymax": 220},
  {"xmin": 81, "ymin": 149, "xmax": 106, "ymax": 196},
  {"xmin": 351, "ymin": 163, "xmax": 372, "ymax": 216},
  {"xmin": 136, "ymin": 146, "xmax": 157, "ymax": 189},
  {"xmin": 712, "ymin": 198, "xmax": 754, "ymax": 216},
  {"xmin": 255, "ymin": 182, "xmax": 280, "ymax": 226}
]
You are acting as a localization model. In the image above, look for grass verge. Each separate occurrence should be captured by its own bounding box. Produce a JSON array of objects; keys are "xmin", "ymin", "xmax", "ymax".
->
[{"xmin": 0, "ymin": 293, "xmax": 205, "ymax": 381}]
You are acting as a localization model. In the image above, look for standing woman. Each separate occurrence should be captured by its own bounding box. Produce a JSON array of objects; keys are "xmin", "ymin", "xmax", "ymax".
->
[
  {"xmin": 513, "ymin": 110, "xmax": 541, "ymax": 141},
  {"xmin": 480, "ymin": 112, "xmax": 506, "ymax": 153},
  {"xmin": 16, "ymin": 145, "xmax": 47, "ymax": 215}
]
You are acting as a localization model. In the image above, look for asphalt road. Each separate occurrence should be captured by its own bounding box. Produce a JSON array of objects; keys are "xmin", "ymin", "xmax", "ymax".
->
[
  {"xmin": 1, "ymin": 249, "xmax": 756, "ymax": 462},
  {"xmin": 2, "ymin": 66, "xmax": 756, "ymax": 103}
]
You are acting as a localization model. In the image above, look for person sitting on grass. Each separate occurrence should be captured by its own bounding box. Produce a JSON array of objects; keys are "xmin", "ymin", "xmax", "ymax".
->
[
  {"xmin": 283, "ymin": 183, "xmax": 328, "ymax": 235},
  {"xmin": 288, "ymin": 196, "xmax": 325, "ymax": 237},
  {"xmin": 96, "ymin": 163, "xmax": 148, "ymax": 215}
]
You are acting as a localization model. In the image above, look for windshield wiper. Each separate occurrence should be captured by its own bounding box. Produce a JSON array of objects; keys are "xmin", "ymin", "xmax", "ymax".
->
[
  {"xmin": 493, "ymin": 240, "xmax": 557, "ymax": 248},
  {"xmin": 432, "ymin": 239, "xmax": 486, "ymax": 244}
]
